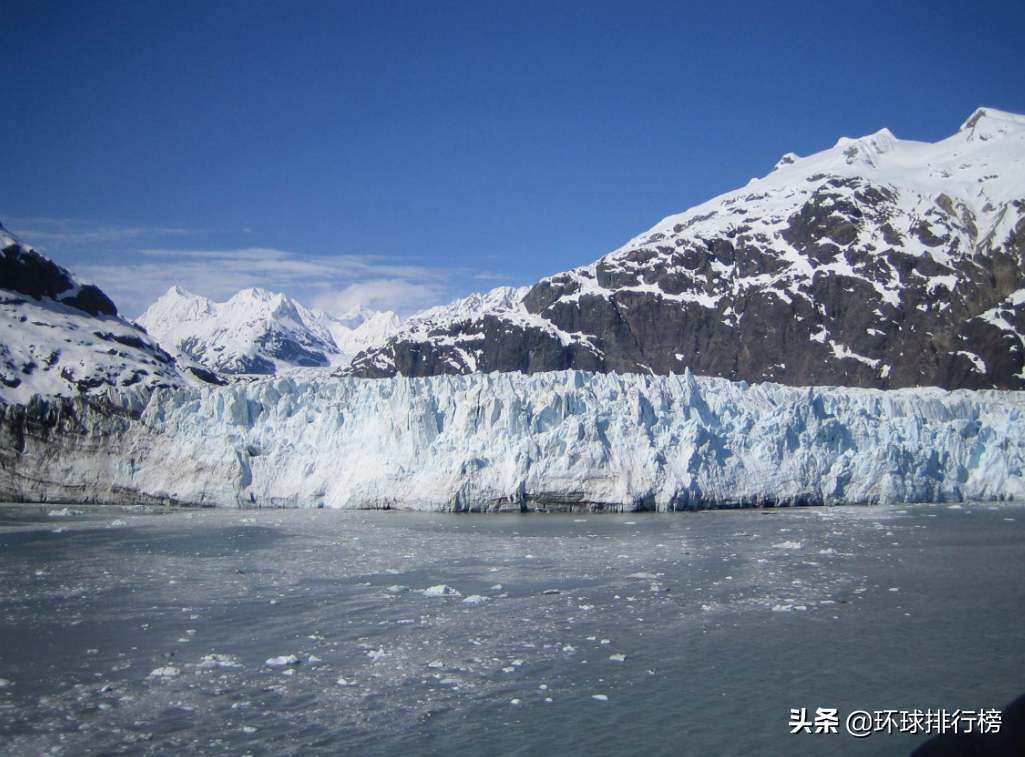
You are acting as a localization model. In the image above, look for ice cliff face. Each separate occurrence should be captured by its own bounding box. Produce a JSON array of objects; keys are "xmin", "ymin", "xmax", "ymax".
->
[
  {"xmin": 0, "ymin": 224, "xmax": 217, "ymax": 404},
  {"xmin": 1, "ymin": 371, "xmax": 1021, "ymax": 511},
  {"xmin": 347, "ymin": 108, "xmax": 1025, "ymax": 390}
]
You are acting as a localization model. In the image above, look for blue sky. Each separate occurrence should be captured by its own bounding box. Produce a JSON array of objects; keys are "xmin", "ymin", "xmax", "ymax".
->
[{"xmin": 3, "ymin": 0, "xmax": 1023, "ymax": 318}]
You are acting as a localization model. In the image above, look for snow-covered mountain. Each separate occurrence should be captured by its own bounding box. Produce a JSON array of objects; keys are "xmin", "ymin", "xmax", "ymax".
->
[
  {"xmin": 405, "ymin": 285, "xmax": 531, "ymax": 326},
  {"xmin": 313, "ymin": 304, "xmax": 402, "ymax": 358},
  {"xmin": 347, "ymin": 108, "xmax": 1025, "ymax": 390},
  {"xmin": 138, "ymin": 286, "xmax": 400, "ymax": 375},
  {"xmin": 0, "ymin": 223, "xmax": 216, "ymax": 404},
  {"xmin": 336, "ymin": 285, "xmax": 530, "ymax": 376},
  {"xmin": 2, "ymin": 371, "xmax": 1022, "ymax": 509}
]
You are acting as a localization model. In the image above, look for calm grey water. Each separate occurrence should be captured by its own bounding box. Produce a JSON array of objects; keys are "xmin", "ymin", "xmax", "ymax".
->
[{"xmin": 0, "ymin": 503, "xmax": 1022, "ymax": 756}]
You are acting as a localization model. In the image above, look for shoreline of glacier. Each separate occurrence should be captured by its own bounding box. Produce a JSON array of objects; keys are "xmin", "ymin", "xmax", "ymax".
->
[{"xmin": 1, "ymin": 370, "xmax": 1023, "ymax": 512}]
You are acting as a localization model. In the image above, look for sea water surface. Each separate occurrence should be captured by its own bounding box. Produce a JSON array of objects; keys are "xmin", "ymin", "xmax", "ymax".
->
[{"xmin": 0, "ymin": 503, "xmax": 1022, "ymax": 756}]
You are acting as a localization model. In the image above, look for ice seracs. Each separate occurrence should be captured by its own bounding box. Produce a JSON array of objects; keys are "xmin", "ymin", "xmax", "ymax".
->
[{"xmin": 2, "ymin": 369, "xmax": 1022, "ymax": 511}]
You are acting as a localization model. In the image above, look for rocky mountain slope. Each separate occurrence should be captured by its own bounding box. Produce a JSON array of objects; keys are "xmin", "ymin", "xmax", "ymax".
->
[
  {"xmin": 138, "ymin": 286, "xmax": 401, "ymax": 375},
  {"xmin": 346, "ymin": 108, "xmax": 1025, "ymax": 390},
  {"xmin": 336, "ymin": 286, "xmax": 529, "ymax": 377},
  {"xmin": 0, "ymin": 223, "xmax": 214, "ymax": 404}
]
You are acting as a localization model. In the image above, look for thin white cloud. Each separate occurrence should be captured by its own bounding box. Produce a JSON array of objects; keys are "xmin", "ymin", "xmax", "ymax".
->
[
  {"xmin": 6, "ymin": 217, "xmax": 193, "ymax": 247},
  {"xmin": 472, "ymin": 270, "xmax": 516, "ymax": 281},
  {"xmin": 138, "ymin": 247, "xmax": 447, "ymax": 282},
  {"xmin": 77, "ymin": 246, "xmax": 472, "ymax": 319},
  {"xmin": 312, "ymin": 279, "xmax": 448, "ymax": 315},
  {"xmin": 6, "ymin": 216, "xmax": 519, "ymax": 319}
]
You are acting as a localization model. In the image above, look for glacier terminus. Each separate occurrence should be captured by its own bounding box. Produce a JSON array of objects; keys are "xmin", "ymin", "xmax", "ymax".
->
[{"xmin": 1, "ymin": 370, "xmax": 1022, "ymax": 511}]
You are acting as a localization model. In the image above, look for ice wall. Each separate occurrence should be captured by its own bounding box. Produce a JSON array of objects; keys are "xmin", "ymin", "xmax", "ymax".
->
[{"xmin": 1, "ymin": 371, "xmax": 1023, "ymax": 511}]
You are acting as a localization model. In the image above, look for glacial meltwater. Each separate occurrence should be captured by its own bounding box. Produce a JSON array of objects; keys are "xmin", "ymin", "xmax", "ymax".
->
[{"xmin": 0, "ymin": 503, "xmax": 1022, "ymax": 756}]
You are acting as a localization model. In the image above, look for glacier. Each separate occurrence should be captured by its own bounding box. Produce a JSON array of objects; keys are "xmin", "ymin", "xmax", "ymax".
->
[{"xmin": 1, "ymin": 370, "xmax": 1022, "ymax": 511}]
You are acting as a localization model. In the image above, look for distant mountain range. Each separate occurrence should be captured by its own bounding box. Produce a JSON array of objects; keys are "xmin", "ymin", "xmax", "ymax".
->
[
  {"xmin": 345, "ymin": 107, "xmax": 1025, "ymax": 390},
  {"xmin": 2, "ymin": 107, "xmax": 1023, "ymax": 401},
  {"xmin": 136, "ymin": 286, "xmax": 402, "ymax": 375}
]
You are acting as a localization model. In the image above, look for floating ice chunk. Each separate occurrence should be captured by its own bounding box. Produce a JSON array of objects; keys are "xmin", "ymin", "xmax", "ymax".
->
[
  {"xmin": 510, "ymin": 699, "xmax": 521, "ymax": 705},
  {"xmin": 195, "ymin": 654, "xmax": 240, "ymax": 669},
  {"xmin": 386, "ymin": 585, "xmax": 410, "ymax": 593},
  {"xmin": 109, "ymin": 519, "xmax": 128, "ymax": 527},
  {"xmin": 265, "ymin": 655, "xmax": 300, "ymax": 667},
  {"xmin": 542, "ymin": 589, "xmax": 561, "ymax": 595},
  {"xmin": 593, "ymin": 694, "xmax": 609, "ymax": 702},
  {"xmin": 773, "ymin": 541, "xmax": 803, "ymax": 550},
  {"xmin": 367, "ymin": 649, "xmax": 389, "ymax": 660},
  {"xmin": 490, "ymin": 584, "xmax": 504, "ymax": 591},
  {"xmin": 600, "ymin": 639, "xmax": 610, "ymax": 645},
  {"xmin": 502, "ymin": 667, "xmax": 515, "ymax": 673},
  {"xmin": 772, "ymin": 604, "xmax": 794, "ymax": 612},
  {"xmin": 427, "ymin": 660, "xmax": 444, "ymax": 669},
  {"xmin": 888, "ymin": 588, "xmax": 900, "ymax": 592},
  {"xmin": 308, "ymin": 655, "xmax": 322, "ymax": 664},
  {"xmin": 336, "ymin": 677, "xmax": 357, "ymax": 687},
  {"xmin": 462, "ymin": 595, "xmax": 490, "ymax": 604},
  {"xmin": 562, "ymin": 645, "xmax": 576, "ymax": 653},
  {"xmin": 819, "ymin": 548, "xmax": 836, "ymax": 555},
  {"xmin": 628, "ymin": 572, "xmax": 661, "ymax": 580},
  {"xmin": 0, "ymin": 679, "xmax": 10, "ymax": 688},
  {"xmin": 242, "ymin": 726, "xmax": 257, "ymax": 734},
  {"xmin": 281, "ymin": 669, "xmax": 295, "ymax": 677},
  {"xmin": 48, "ymin": 508, "xmax": 86, "ymax": 518},
  {"xmin": 148, "ymin": 667, "xmax": 180, "ymax": 678},
  {"xmin": 609, "ymin": 654, "xmax": 626, "ymax": 662},
  {"xmin": 423, "ymin": 585, "xmax": 461, "ymax": 597}
]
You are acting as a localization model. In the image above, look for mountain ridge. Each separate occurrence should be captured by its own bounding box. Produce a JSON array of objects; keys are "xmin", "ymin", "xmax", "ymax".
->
[
  {"xmin": 344, "ymin": 108, "xmax": 1025, "ymax": 390},
  {"xmin": 137, "ymin": 286, "xmax": 401, "ymax": 375}
]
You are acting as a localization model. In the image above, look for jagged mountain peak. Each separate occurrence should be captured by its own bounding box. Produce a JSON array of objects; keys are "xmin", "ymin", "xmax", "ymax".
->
[
  {"xmin": 960, "ymin": 106, "xmax": 1025, "ymax": 132},
  {"xmin": 138, "ymin": 285, "xmax": 403, "ymax": 376}
]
